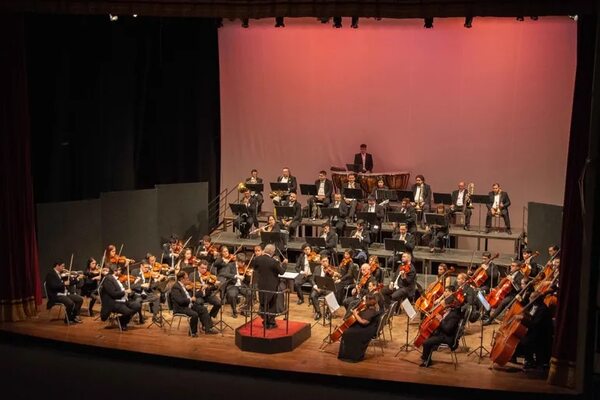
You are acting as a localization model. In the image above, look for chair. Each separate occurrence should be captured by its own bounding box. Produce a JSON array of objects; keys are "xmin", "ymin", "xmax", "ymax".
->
[
  {"xmin": 97, "ymin": 286, "xmax": 124, "ymax": 332},
  {"xmin": 491, "ymin": 214, "xmax": 504, "ymax": 232},
  {"xmin": 43, "ymin": 282, "xmax": 68, "ymax": 325},
  {"xmin": 166, "ymin": 292, "xmax": 192, "ymax": 335},
  {"xmin": 383, "ymin": 301, "xmax": 399, "ymax": 343},
  {"xmin": 367, "ymin": 312, "xmax": 387, "ymax": 355},
  {"xmin": 428, "ymin": 309, "xmax": 470, "ymax": 369}
]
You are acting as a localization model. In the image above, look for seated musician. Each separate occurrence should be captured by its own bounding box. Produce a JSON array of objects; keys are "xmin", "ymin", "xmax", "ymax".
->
[
  {"xmin": 447, "ymin": 181, "xmax": 473, "ymax": 231},
  {"xmin": 337, "ymin": 293, "xmax": 380, "ymax": 363},
  {"xmin": 170, "ymin": 271, "xmax": 218, "ymax": 336},
  {"xmin": 309, "ymin": 257, "xmax": 336, "ymax": 321},
  {"xmin": 254, "ymin": 215, "xmax": 286, "ymax": 253},
  {"xmin": 483, "ymin": 261, "xmax": 524, "ymax": 325},
  {"xmin": 513, "ymin": 290, "xmax": 554, "ymax": 370},
  {"xmin": 81, "ymin": 257, "xmax": 101, "ymax": 317},
  {"xmin": 213, "ymin": 246, "xmax": 237, "ymax": 301},
  {"xmin": 131, "ymin": 261, "xmax": 163, "ymax": 324},
  {"xmin": 330, "ymin": 193, "xmax": 348, "ymax": 237},
  {"xmin": 224, "ymin": 254, "xmax": 253, "ymax": 318},
  {"xmin": 485, "ymin": 183, "xmax": 512, "ymax": 234},
  {"xmin": 349, "ymin": 220, "xmax": 370, "ymax": 264},
  {"xmin": 308, "ymin": 170, "xmax": 333, "ymax": 220},
  {"xmin": 104, "ymin": 244, "xmax": 135, "ymax": 270},
  {"xmin": 320, "ymin": 223, "xmax": 338, "ymax": 257},
  {"xmin": 189, "ymin": 259, "xmax": 222, "ymax": 319},
  {"xmin": 45, "ymin": 260, "xmax": 84, "ymax": 324},
  {"xmin": 197, "ymin": 235, "xmax": 217, "ymax": 264},
  {"xmin": 436, "ymin": 264, "xmax": 453, "ymax": 288},
  {"xmin": 381, "ymin": 252, "xmax": 416, "ymax": 306},
  {"xmin": 294, "ymin": 244, "xmax": 314, "ymax": 305},
  {"xmin": 367, "ymin": 255, "xmax": 384, "ymax": 284},
  {"xmin": 161, "ymin": 235, "xmax": 181, "ymax": 267},
  {"xmin": 472, "ymin": 251, "xmax": 501, "ymax": 293},
  {"xmin": 455, "ymin": 272, "xmax": 481, "ymax": 322},
  {"xmin": 353, "ymin": 143, "xmax": 374, "ymax": 173},
  {"xmin": 234, "ymin": 189, "xmax": 258, "ymax": 238},
  {"xmin": 398, "ymin": 197, "xmax": 418, "ymax": 234},
  {"xmin": 280, "ymin": 192, "xmax": 302, "ymax": 239},
  {"xmin": 343, "ymin": 268, "xmax": 385, "ymax": 318},
  {"xmin": 364, "ymin": 195, "xmax": 385, "ymax": 241},
  {"xmin": 245, "ymin": 168, "xmax": 264, "ymax": 215},
  {"xmin": 334, "ymin": 253, "xmax": 359, "ymax": 304},
  {"xmin": 343, "ymin": 173, "xmax": 360, "ymax": 221},
  {"xmin": 386, "ymin": 223, "xmax": 415, "ymax": 269},
  {"xmin": 420, "ymin": 286, "xmax": 463, "ymax": 367},
  {"xmin": 423, "ymin": 205, "xmax": 449, "ymax": 253},
  {"xmin": 99, "ymin": 266, "xmax": 139, "ymax": 330},
  {"xmin": 175, "ymin": 247, "xmax": 197, "ymax": 274},
  {"xmin": 411, "ymin": 174, "xmax": 432, "ymax": 213},
  {"xmin": 273, "ymin": 167, "xmax": 297, "ymax": 205},
  {"xmin": 521, "ymin": 248, "xmax": 540, "ymax": 278},
  {"xmin": 114, "ymin": 266, "xmax": 145, "ymax": 324},
  {"xmin": 370, "ymin": 178, "xmax": 388, "ymax": 197}
]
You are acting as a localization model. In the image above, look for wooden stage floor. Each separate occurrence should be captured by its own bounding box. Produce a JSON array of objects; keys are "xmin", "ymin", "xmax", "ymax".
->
[{"xmin": 0, "ymin": 298, "xmax": 574, "ymax": 396}]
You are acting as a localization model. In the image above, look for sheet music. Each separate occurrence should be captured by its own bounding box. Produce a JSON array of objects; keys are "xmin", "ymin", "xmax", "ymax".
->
[
  {"xmin": 325, "ymin": 292, "xmax": 340, "ymax": 313},
  {"xmin": 279, "ymin": 272, "xmax": 299, "ymax": 279},
  {"xmin": 401, "ymin": 298, "xmax": 417, "ymax": 320}
]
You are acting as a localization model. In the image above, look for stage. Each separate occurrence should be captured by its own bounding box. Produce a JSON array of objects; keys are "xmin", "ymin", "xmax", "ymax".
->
[{"xmin": 0, "ymin": 299, "xmax": 575, "ymax": 396}]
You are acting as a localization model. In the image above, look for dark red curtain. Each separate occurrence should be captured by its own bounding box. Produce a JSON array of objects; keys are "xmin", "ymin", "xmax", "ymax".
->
[{"xmin": 0, "ymin": 13, "xmax": 41, "ymax": 321}]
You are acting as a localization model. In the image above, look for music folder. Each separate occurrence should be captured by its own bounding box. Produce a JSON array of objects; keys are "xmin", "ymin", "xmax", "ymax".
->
[
  {"xmin": 260, "ymin": 231, "xmax": 284, "ymax": 244},
  {"xmin": 345, "ymin": 163, "xmax": 361, "ymax": 173},
  {"xmin": 424, "ymin": 213, "xmax": 447, "ymax": 227},
  {"xmin": 340, "ymin": 237, "xmax": 361, "ymax": 250},
  {"xmin": 433, "ymin": 192, "xmax": 452, "ymax": 205},
  {"xmin": 470, "ymin": 194, "xmax": 489, "ymax": 204},
  {"xmin": 387, "ymin": 212, "xmax": 408, "ymax": 223},
  {"xmin": 305, "ymin": 236, "xmax": 327, "ymax": 248},
  {"xmin": 396, "ymin": 190, "xmax": 413, "ymax": 201},
  {"xmin": 356, "ymin": 211, "xmax": 378, "ymax": 225},
  {"xmin": 321, "ymin": 207, "xmax": 340, "ymax": 219},
  {"xmin": 384, "ymin": 239, "xmax": 407, "ymax": 254}
]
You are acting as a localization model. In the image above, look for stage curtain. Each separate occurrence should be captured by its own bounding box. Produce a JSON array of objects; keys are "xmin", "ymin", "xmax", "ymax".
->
[
  {"xmin": 0, "ymin": 14, "xmax": 41, "ymax": 321},
  {"xmin": 547, "ymin": 14, "xmax": 596, "ymax": 388},
  {"xmin": 26, "ymin": 15, "xmax": 221, "ymax": 205}
]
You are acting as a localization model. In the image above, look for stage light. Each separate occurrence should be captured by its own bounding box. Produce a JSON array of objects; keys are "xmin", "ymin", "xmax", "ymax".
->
[
  {"xmin": 275, "ymin": 17, "xmax": 285, "ymax": 28},
  {"xmin": 241, "ymin": 18, "xmax": 249, "ymax": 28},
  {"xmin": 464, "ymin": 16, "xmax": 473, "ymax": 28},
  {"xmin": 351, "ymin": 17, "xmax": 359, "ymax": 29},
  {"xmin": 424, "ymin": 17, "xmax": 433, "ymax": 29},
  {"xmin": 516, "ymin": 16, "xmax": 524, "ymax": 21},
  {"xmin": 333, "ymin": 16, "xmax": 342, "ymax": 28},
  {"xmin": 109, "ymin": 14, "xmax": 118, "ymax": 22}
]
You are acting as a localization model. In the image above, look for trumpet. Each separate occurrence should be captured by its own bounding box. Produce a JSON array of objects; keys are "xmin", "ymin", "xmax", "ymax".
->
[
  {"xmin": 491, "ymin": 206, "xmax": 501, "ymax": 216},
  {"xmin": 466, "ymin": 182, "xmax": 475, "ymax": 209}
]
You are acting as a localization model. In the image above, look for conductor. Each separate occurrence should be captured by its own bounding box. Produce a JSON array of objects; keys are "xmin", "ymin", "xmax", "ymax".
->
[{"xmin": 251, "ymin": 244, "xmax": 288, "ymax": 329}]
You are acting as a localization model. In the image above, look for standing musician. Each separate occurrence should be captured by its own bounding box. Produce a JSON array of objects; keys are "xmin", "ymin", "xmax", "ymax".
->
[
  {"xmin": 398, "ymin": 197, "xmax": 418, "ymax": 234},
  {"xmin": 170, "ymin": 271, "xmax": 218, "ymax": 336},
  {"xmin": 131, "ymin": 261, "xmax": 163, "ymax": 324},
  {"xmin": 273, "ymin": 167, "xmax": 297, "ymax": 205},
  {"xmin": 99, "ymin": 266, "xmax": 139, "ymax": 330},
  {"xmin": 235, "ymin": 189, "xmax": 258, "ymax": 238},
  {"xmin": 337, "ymin": 293, "xmax": 380, "ymax": 363},
  {"xmin": 189, "ymin": 259, "xmax": 221, "ymax": 319},
  {"xmin": 448, "ymin": 181, "xmax": 473, "ymax": 231},
  {"xmin": 343, "ymin": 173, "xmax": 361, "ymax": 222},
  {"xmin": 294, "ymin": 244, "xmax": 314, "ymax": 305},
  {"xmin": 309, "ymin": 256, "xmax": 336, "ymax": 320},
  {"xmin": 45, "ymin": 260, "xmax": 84, "ymax": 324},
  {"xmin": 424, "ymin": 205, "xmax": 449, "ymax": 253},
  {"xmin": 349, "ymin": 220, "xmax": 370, "ymax": 264},
  {"xmin": 471, "ymin": 251, "xmax": 501, "ymax": 293},
  {"xmin": 411, "ymin": 175, "xmax": 432, "ymax": 213},
  {"xmin": 280, "ymin": 192, "xmax": 302, "ymax": 239},
  {"xmin": 308, "ymin": 170, "xmax": 333, "ymax": 220},
  {"xmin": 251, "ymin": 244, "xmax": 288, "ymax": 329},
  {"xmin": 81, "ymin": 257, "xmax": 101, "ymax": 317},
  {"xmin": 353, "ymin": 143, "xmax": 374, "ymax": 173},
  {"xmin": 485, "ymin": 183, "xmax": 512, "ymax": 234},
  {"xmin": 329, "ymin": 193, "xmax": 348, "ymax": 237},
  {"xmin": 245, "ymin": 168, "xmax": 264, "ymax": 215},
  {"xmin": 483, "ymin": 261, "xmax": 524, "ymax": 325},
  {"xmin": 419, "ymin": 286, "xmax": 463, "ymax": 367},
  {"xmin": 176, "ymin": 247, "xmax": 198, "ymax": 274},
  {"xmin": 381, "ymin": 252, "xmax": 416, "ymax": 306}
]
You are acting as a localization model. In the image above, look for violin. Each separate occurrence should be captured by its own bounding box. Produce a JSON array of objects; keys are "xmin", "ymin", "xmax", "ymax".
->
[
  {"xmin": 118, "ymin": 274, "xmax": 136, "ymax": 284},
  {"xmin": 237, "ymin": 263, "xmax": 253, "ymax": 277},
  {"xmin": 414, "ymin": 266, "xmax": 455, "ymax": 314},
  {"xmin": 200, "ymin": 272, "xmax": 218, "ymax": 285},
  {"xmin": 469, "ymin": 252, "xmax": 499, "ymax": 287},
  {"xmin": 356, "ymin": 260, "xmax": 379, "ymax": 292},
  {"xmin": 152, "ymin": 262, "xmax": 170, "ymax": 273},
  {"xmin": 308, "ymin": 251, "xmax": 321, "ymax": 263},
  {"xmin": 110, "ymin": 255, "xmax": 135, "ymax": 265},
  {"xmin": 325, "ymin": 264, "xmax": 341, "ymax": 279}
]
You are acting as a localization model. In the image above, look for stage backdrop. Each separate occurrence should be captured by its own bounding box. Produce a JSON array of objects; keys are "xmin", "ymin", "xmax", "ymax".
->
[{"xmin": 219, "ymin": 17, "xmax": 576, "ymax": 231}]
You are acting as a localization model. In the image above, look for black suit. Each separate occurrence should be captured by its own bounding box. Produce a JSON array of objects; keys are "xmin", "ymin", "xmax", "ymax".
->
[
  {"xmin": 353, "ymin": 153, "xmax": 373, "ymax": 173},
  {"xmin": 410, "ymin": 183, "xmax": 432, "ymax": 212},
  {"xmin": 276, "ymin": 175, "xmax": 297, "ymax": 194},
  {"xmin": 99, "ymin": 274, "xmax": 138, "ymax": 327},
  {"xmin": 486, "ymin": 191, "xmax": 511, "ymax": 229},
  {"xmin": 293, "ymin": 253, "xmax": 312, "ymax": 302},
  {"xmin": 280, "ymin": 200, "xmax": 302, "ymax": 238},
  {"xmin": 363, "ymin": 203, "xmax": 385, "ymax": 242},
  {"xmin": 322, "ymin": 231, "xmax": 338, "ymax": 256},
  {"xmin": 329, "ymin": 200, "xmax": 348, "ymax": 237},
  {"xmin": 381, "ymin": 263, "xmax": 417, "ymax": 304},
  {"xmin": 422, "ymin": 307, "xmax": 463, "ymax": 362},
  {"xmin": 234, "ymin": 197, "xmax": 258, "ymax": 238},
  {"xmin": 45, "ymin": 269, "xmax": 83, "ymax": 321},
  {"xmin": 448, "ymin": 189, "xmax": 472, "ymax": 227},
  {"xmin": 387, "ymin": 231, "xmax": 416, "ymax": 269},
  {"xmin": 398, "ymin": 205, "xmax": 418, "ymax": 233},
  {"xmin": 309, "ymin": 265, "xmax": 330, "ymax": 314},
  {"xmin": 169, "ymin": 281, "xmax": 212, "ymax": 334},
  {"xmin": 342, "ymin": 182, "xmax": 361, "ymax": 219},
  {"xmin": 245, "ymin": 177, "xmax": 264, "ymax": 216},
  {"xmin": 308, "ymin": 179, "xmax": 333, "ymax": 218},
  {"xmin": 252, "ymin": 254, "xmax": 286, "ymax": 327}
]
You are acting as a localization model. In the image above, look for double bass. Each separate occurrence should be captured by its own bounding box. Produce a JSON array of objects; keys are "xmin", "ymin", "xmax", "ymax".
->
[{"xmin": 414, "ymin": 266, "xmax": 455, "ymax": 314}]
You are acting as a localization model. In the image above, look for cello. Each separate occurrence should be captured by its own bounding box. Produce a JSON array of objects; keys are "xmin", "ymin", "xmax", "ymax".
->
[
  {"xmin": 469, "ymin": 252, "xmax": 499, "ymax": 288},
  {"xmin": 413, "ymin": 287, "xmax": 465, "ymax": 348},
  {"xmin": 414, "ymin": 266, "xmax": 455, "ymax": 314},
  {"xmin": 329, "ymin": 283, "xmax": 383, "ymax": 342}
]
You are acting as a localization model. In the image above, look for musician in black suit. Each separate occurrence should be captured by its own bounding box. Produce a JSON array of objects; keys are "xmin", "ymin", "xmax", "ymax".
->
[
  {"xmin": 483, "ymin": 261, "xmax": 524, "ymax": 325},
  {"xmin": 448, "ymin": 181, "xmax": 472, "ymax": 230},
  {"xmin": 424, "ymin": 205, "xmax": 449, "ymax": 253},
  {"xmin": 381, "ymin": 252, "xmax": 416, "ymax": 306},
  {"xmin": 234, "ymin": 189, "xmax": 258, "ymax": 238},
  {"xmin": 45, "ymin": 260, "xmax": 84, "ymax": 323},
  {"xmin": 272, "ymin": 167, "xmax": 297, "ymax": 205},
  {"xmin": 170, "ymin": 271, "xmax": 217, "ymax": 336},
  {"xmin": 245, "ymin": 168, "xmax": 264, "ymax": 215},
  {"xmin": 387, "ymin": 223, "xmax": 416, "ymax": 269},
  {"xmin": 474, "ymin": 251, "xmax": 501, "ymax": 293},
  {"xmin": 343, "ymin": 173, "xmax": 361, "ymax": 221},
  {"xmin": 363, "ymin": 195, "xmax": 386, "ymax": 242},
  {"xmin": 411, "ymin": 175, "xmax": 432, "ymax": 213},
  {"xmin": 99, "ymin": 266, "xmax": 138, "ymax": 330},
  {"xmin": 521, "ymin": 248, "xmax": 540, "ymax": 278},
  {"xmin": 514, "ymin": 290, "xmax": 554, "ymax": 369},
  {"xmin": 131, "ymin": 261, "xmax": 162, "ymax": 323},
  {"xmin": 353, "ymin": 143, "xmax": 373, "ymax": 173},
  {"xmin": 334, "ymin": 256, "xmax": 359, "ymax": 304},
  {"xmin": 309, "ymin": 256, "xmax": 333, "ymax": 320},
  {"xmin": 420, "ymin": 288, "xmax": 464, "ymax": 367},
  {"xmin": 308, "ymin": 170, "xmax": 334, "ymax": 219},
  {"xmin": 294, "ymin": 244, "xmax": 313, "ymax": 305},
  {"xmin": 319, "ymin": 223, "xmax": 338, "ymax": 257},
  {"xmin": 280, "ymin": 192, "xmax": 302, "ymax": 238},
  {"xmin": 189, "ymin": 260, "xmax": 222, "ymax": 319},
  {"xmin": 349, "ymin": 220, "xmax": 370, "ymax": 265},
  {"xmin": 330, "ymin": 193, "xmax": 348, "ymax": 237},
  {"xmin": 398, "ymin": 197, "xmax": 418, "ymax": 234},
  {"xmin": 485, "ymin": 183, "xmax": 512, "ymax": 234},
  {"xmin": 251, "ymin": 244, "xmax": 287, "ymax": 329}
]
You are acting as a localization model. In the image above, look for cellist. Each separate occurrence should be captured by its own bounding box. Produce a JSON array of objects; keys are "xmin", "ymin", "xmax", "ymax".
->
[{"xmin": 483, "ymin": 261, "xmax": 524, "ymax": 325}]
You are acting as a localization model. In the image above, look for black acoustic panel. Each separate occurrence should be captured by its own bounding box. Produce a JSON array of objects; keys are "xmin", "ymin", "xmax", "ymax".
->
[
  {"xmin": 527, "ymin": 202, "xmax": 563, "ymax": 256},
  {"xmin": 36, "ymin": 199, "xmax": 102, "ymax": 293},
  {"xmin": 156, "ymin": 182, "xmax": 209, "ymax": 248},
  {"xmin": 101, "ymin": 189, "xmax": 158, "ymax": 261}
]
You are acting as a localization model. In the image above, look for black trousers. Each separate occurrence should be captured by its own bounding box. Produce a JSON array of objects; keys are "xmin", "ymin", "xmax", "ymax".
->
[
  {"xmin": 293, "ymin": 273, "xmax": 310, "ymax": 301},
  {"xmin": 53, "ymin": 294, "xmax": 83, "ymax": 320},
  {"xmin": 176, "ymin": 303, "xmax": 212, "ymax": 334},
  {"xmin": 447, "ymin": 205, "xmax": 472, "ymax": 226},
  {"xmin": 486, "ymin": 208, "xmax": 511, "ymax": 229},
  {"xmin": 422, "ymin": 333, "xmax": 454, "ymax": 362},
  {"xmin": 197, "ymin": 292, "xmax": 221, "ymax": 318},
  {"xmin": 259, "ymin": 292, "xmax": 278, "ymax": 326},
  {"xmin": 381, "ymin": 286, "xmax": 411, "ymax": 305},
  {"xmin": 111, "ymin": 301, "xmax": 138, "ymax": 327}
]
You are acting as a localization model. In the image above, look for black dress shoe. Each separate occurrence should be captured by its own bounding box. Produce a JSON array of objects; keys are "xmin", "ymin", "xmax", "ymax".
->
[
  {"xmin": 190, "ymin": 332, "xmax": 198, "ymax": 337},
  {"xmin": 419, "ymin": 359, "xmax": 432, "ymax": 368},
  {"xmin": 71, "ymin": 318, "xmax": 83, "ymax": 324},
  {"xmin": 506, "ymin": 229, "xmax": 512, "ymax": 235},
  {"xmin": 314, "ymin": 312, "xmax": 322, "ymax": 320},
  {"xmin": 266, "ymin": 323, "xmax": 277, "ymax": 330},
  {"xmin": 121, "ymin": 325, "xmax": 128, "ymax": 331},
  {"xmin": 232, "ymin": 313, "xmax": 238, "ymax": 319},
  {"xmin": 204, "ymin": 328, "xmax": 219, "ymax": 334},
  {"xmin": 464, "ymin": 225, "xmax": 469, "ymax": 231},
  {"xmin": 296, "ymin": 299, "xmax": 304, "ymax": 305}
]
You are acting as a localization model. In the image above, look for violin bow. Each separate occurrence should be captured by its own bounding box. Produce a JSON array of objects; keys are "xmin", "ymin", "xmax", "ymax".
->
[
  {"xmin": 68, "ymin": 253, "xmax": 74, "ymax": 274},
  {"xmin": 127, "ymin": 261, "xmax": 131, "ymax": 290}
]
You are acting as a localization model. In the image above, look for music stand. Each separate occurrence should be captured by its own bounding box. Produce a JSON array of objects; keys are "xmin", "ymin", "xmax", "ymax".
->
[
  {"xmin": 468, "ymin": 290, "xmax": 491, "ymax": 362},
  {"xmin": 424, "ymin": 213, "xmax": 447, "ymax": 227},
  {"xmin": 384, "ymin": 239, "xmax": 407, "ymax": 254},
  {"xmin": 275, "ymin": 206, "xmax": 295, "ymax": 220},
  {"xmin": 270, "ymin": 182, "xmax": 289, "ymax": 192},
  {"xmin": 321, "ymin": 207, "xmax": 340, "ymax": 221},
  {"xmin": 300, "ymin": 184, "xmax": 317, "ymax": 196},
  {"xmin": 245, "ymin": 183, "xmax": 264, "ymax": 193},
  {"xmin": 433, "ymin": 193, "xmax": 452, "ymax": 205},
  {"xmin": 396, "ymin": 190, "xmax": 413, "ymax": 201},
  {"xmin": 387, "ymin": 212, "xmax": 408, "ymax": 224},
  {"xmin": 356, "ymin": 212, "xmax": 378, "ymax": 227},
  {"xmin": 340, "ymin": 237, "xmax": 361, "ymax": 250},
  {"xmin": 314, "ymin": 276, "xmax": 336, "ymax": 292},
  {"xmin": 305, "ymin": 237, "xmax": 327, "ymax": 249},
  {"xmin": 343, "ymin": 188, "xmax": 363, "ymax": 200},
  {"xmin": 345, "ymin": 163, "xmax": 360, "ymax": 173},
  {"xmin": 470, "ymin": 194, "xmax": 489, "ymax": 233},
  {"xmin": 260, "ymin": 231, "xmax": 285, "ymax": 245},
  {"xmin": 376, "ymin": 189, "xmax": 398, "ymax": 202},
  {"xmin": 229, "ymin": 203, "xmax": 248, "ymax": 215}
]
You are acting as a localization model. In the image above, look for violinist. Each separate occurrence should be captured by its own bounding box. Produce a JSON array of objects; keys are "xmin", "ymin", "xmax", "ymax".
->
[
  {"xmin": 483, "ymin": 261, "xmax": 524, "ymax": 325},
  {"xmin": 198, "ymin": 235, "xmax": 218, "ymax": 264},
  {"xmin": 235, "ymin": 189, "xmax": 258, "ymax": 238},
  {"xmin": 343, "ymin": 270, "xmax": 384, "ymax": 318},
  {"xmin": 104, "ymin": 244, "xmax": 134, "ymax": 268},
  {"xmin": 189, "ymin": 260, "xmax": 221, "ymax": 319},
  {"xmin": 420, "ymin": 286, "xmax": 463, "ymax": 368},
  {"xmin": 329, "ymin": 193, "xmax": 348, "ymax": 237},
  {"xmin": 131, "ymin": 262, "xmax": 162, "ymax": 324},
  {"xmin": 309, "ymin": 257, "xmax": 334, "ymax": 321},
  {"xmin": 226, "ymin": 254, "xmax": 253, "ymax": 318},
  {"xmin": 114, "ymin": 266, "xmax": 144, "ymax": 324},
  {"xmin": 212, "ymin": 246, "xmax": 236, "ymax": 280},
  {"xmin": 381, "ymin": 252, "xmax": 416, "ymax": 307},
  {"xmin": 99, "ymin": 266, "xmax": 138, "ymax": 330},
  {"xmin": 162, "ymin": 235, "xmax": 182, "ymax": 266},
  {"xmin": 337, "ymin": 293, "xmax": 380, "ymax": 363},
  {"xmin": 45, "ymin": 260, "xmax": 84, "ymax": 324},
  {"xmin": 170, "ymin": 271, "xmax": 218, "ymax": 336},
  {"xmin": 367, "ymin": 255, "xmax": 383, "ymax": 284},
  {"xmin": 80, "ymin": 257, "xmax": 101, "ymax": 317},
  {"xmin": 175, "ymin": 247, "xmax": 197, "ymax": 274},
  {"xmin": 334, "ymin": 252, "xmax": 359, "ymax": 304},
  {"xmin": 293, "ymin": 244, "xmax": 313, "ymax": 305}
]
